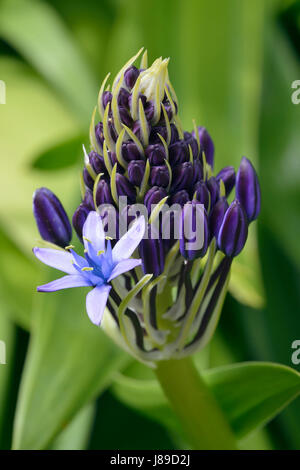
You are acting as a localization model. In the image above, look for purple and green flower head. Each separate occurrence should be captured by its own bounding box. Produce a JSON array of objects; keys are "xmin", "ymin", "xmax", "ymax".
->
[{"xmin": 32, "ymin": 49, "xmax": 261, "ymax": 363}]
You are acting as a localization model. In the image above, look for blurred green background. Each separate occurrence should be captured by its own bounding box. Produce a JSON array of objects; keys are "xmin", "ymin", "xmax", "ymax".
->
[{"xmin": 0, "ymin": 0, "xmax": 299, "ymax": 450}]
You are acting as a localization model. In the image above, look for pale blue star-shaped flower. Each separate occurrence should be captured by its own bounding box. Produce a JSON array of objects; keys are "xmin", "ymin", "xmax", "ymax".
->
[{"xmin": 33, "ymin": 211, "xmax": 145, "ymax": 325}]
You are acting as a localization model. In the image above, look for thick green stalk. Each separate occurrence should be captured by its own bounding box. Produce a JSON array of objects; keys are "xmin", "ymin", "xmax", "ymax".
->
[{"xmin": 154, "ymin": 357, "xmax": 237, "ymax": 450}]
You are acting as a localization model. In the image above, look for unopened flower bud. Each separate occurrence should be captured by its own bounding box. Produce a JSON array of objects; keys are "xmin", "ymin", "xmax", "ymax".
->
[
  {"xmin": 169, "ymin": 140, "xmax": 189, "ymax": 166},
  {"xmin": 128, "ymin": 160, "xmax": 146, "ymax": 186},
  {"xmin": 171, "ymin": 162, "xmax": 194, "ymax": 192},
  {"xmin": 118, "ymin": 88, "xmax": 130, "ymax": 107},
  {"xmin": 193, "ymin": 126, "xmax": 215, "ymax": 168},
  {"xmin": 206, "ymin": 177, "xmax": 219, "ymax": 207},
  {"xmin": 72, "ymin": 203, "xmax": 90, "ymax": 242},
  {"xmin": 193, "ymin": 159, "xmax": 203, "ymax": 184},
  {"xmin": 184, "ymin": 131, "xmax": 198, "ymax": 159},
  {"xmin": 83, "ymin": 168, "xmax": 94, "ymax": 190},
  {"xmin": 194, "ymin": 181, "xmax": 210, "ymax": 211},
  {"xmin": 149, "ymin": 125, "xmax": 168, "ymax": 144},
  {"xmin": 180, "ymin": 201, "xmax": 209, "ymax": 260},
  {"xmin": 139, "ymin": 225, "xmax": 165, "ymax": 277},
  {"xmin": 216, "ymin": 166, "xmax": 235, "ymax": 196},
  {"xmin": 122, "ymin": 140, "xmax": 141, "ymax": 162},
  {"xmin": 96, "ymin": 179, "xmax": 114, "ymax": 206},
  {"xmin": 236, "ymin": 157, "xmax": 261, "ymax": 222},
  {"xmin": 33, "ymin": 188, "xmax": 72, "ymax": 248},
  {"xmin": 170, "ymin": 123, "xmax": 179, "ymax": 144},
  {"xmin": 209, "ymin": 198, "xmax": 229, "ymax": 240},
  {"xmin": 150, "ymin": 165, "xmax": 169, "ymax": 188},
  {"xmin": 145, "ymin": 143, "xmax": 166, "ymax": 165},
  {"xmin": 144, "ymin": 186, "xmax": 167, "ymax": 213},
  {"xmin": 115, "ymin": 173, "xmax": 136, "ymax": 203},
  {"xmin": 89, "ymin": 151, "xmax": 106, "ymax": 175},
  {"xmin": 83, "ymin": 189, "xmax": 94, "ymax": 209},
  {"xmin": 119, "ymin": 106, "xmax": 133, "ymax": 127},
  {"xmin": 170, "ymin": 190, "xmax": 190, "ymax": 207},
  {"xmin": 218, "ymin": 200, "xmax": 248, "ymax": 257},
  {"xmin": 102, "ymin": 91, "xmax": 112, "ymax": 109},
  {"xmin": 124, "ymin": 65, "xmax": 140, "ymax": 89}
]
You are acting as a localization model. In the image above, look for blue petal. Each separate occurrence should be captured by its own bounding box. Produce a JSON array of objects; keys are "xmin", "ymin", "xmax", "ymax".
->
[
  {"xmin": 112, "ymin": 216, "xmax": 145, "ymax": 263},
  {"xmin": 33, "ymin": 247, "xmax": 77, "ymax": 274},
  {"xmin": 107, "ymin": 258, "xmax": 142, "ymax": 282},
  {"xmin": 70, "ymin": 249, "xmax": 87, "ymax": 269},
  {"xmin": 82, "ymin": 211, "xmax": 105, "ymax": 258},
  {"xmin": 37, "ymin": 274, "xmax": 91, "ymax": 292},
  {"xmin": 86, "ymin": 284, "xmax": 111, "ymax": 326}
]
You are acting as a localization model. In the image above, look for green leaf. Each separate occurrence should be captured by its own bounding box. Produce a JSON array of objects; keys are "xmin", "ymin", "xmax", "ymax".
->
[
  {"xmin": 0, "ymin": 223, "xmax": 39, "ymax": 330},
  {"xmin": 0, "ymin": 313, "xmax": 16, "ymax": 447},
  {"xmin": 203, "ymin": 362, "xmax": 300, "ymax": 438},
  {"xmin": 0, "ymin": 0, "xmax": 97, "ymax": 123},
  {"xmin": 31, "ymin": 134, "xmax": 87, "ymax": 171},
  {"xmin": 12, "ymin": 287, "xmax": 130, "ymax": 449},
  {"xmin": 111, "ymin": 361, "xmax": 300, "ymax": 441}
]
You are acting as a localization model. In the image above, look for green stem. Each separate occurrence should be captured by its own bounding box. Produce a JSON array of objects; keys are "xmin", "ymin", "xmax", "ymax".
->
[{"xmin": 154, "ymin": 357, "xmax": 237, "ymax": 450}]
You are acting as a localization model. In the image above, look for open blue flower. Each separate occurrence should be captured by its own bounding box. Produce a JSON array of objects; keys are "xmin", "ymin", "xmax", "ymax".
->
[{"xmin": 33, "ymin": 211, "xmax": 145, "ymax": 326}]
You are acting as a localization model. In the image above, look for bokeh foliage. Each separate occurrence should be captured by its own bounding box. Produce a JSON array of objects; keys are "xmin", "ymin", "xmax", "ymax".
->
[{"xmin": 0, "ymin": 0, "xmax": 299, "ymax": 450}]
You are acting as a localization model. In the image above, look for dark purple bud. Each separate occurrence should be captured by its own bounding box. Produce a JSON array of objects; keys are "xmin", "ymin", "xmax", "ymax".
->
[
  {"xmin": 169, "ymin": 140, "xmax": 189, "ymax": 166},
  {"xmin": 110, "ymin": 152, "xmax": 125, "ymax": 174},
  {"xmin": 83, "ymin": 189, "xmax": 94, "ymax": 209},
  {"xmin": 33, "ymin": 188, "xmax": 72, "ymax": 248},
  {"xmin": 132, "ymin": 120, "xmax": 150, "ymax": 141},
  {"xmin": 150, "ymin": 165, "xmax": 169, "ymax": 188},
  {"xmin": 118, "ymin": 88, "xmax": 130, "ymax": 107},
  {"xmin": 194, "ymin": 181, "xmax": 210, "ymax": 211},
  {"xmin": 170, "ymin": 124, "xmax": 179, "ymax": 144},
  {"xmin": 122, "ymin": 140, "xmax": 141, "ymax": 162},
  {"xmin": 170, "ymin": 190, "xmax": 190, "ymax": 207},
  {"xmin": 184, "ymin": 131, "xmax": 199, "ymax": 159},
  {"xmin": 139, "ymin": 225, "xmax": 165, "ymax": 277},
  {"xmin": 124, "ymin": 65, "xmax": 140, "ymax": 89},
  {"xmin": 216, "ymin": 166, "xmax": 236, "ymax": 196},
  {"xmin": 236, "ymin": 157, "xmax": 261, "ymax": 222},
  {"xmin": 102, "ymin": 91, "xmax": 112, "ymax": 109},
  {"xmin": 193, "ymin": 159, "xmax": 203, "ymax": 184},
  {"xmin": 193, "ymin": 126, "xmax": 214, "ymax": 168},
  {"xmin": 95, "ymin": 122, "xmax": 104, "ymax": 149},
  {"xmin": 95, "ymin": 120, "xmax": 117, "ymax": 147},
  {"xmin": 144, "ymin": 186, "xmax": 167, "ymax": 214},
  {"xmin": 119, "ymin": 106, "xmax": 133, "ymax": 127},
  {"xmin": 218, "ymin": 200, "xmax": 248, "ymax": 257},
  {"xmin": 128, "ymin": 93, "xmax": 146, "ymax": 109},
  {"xmin": 72, "ymin": 203, "xmax": 90, "ymax": 242},
  {"xmin": 145, "ymin": 143, "xmax": 166, "ymax": 166},
  {"xmin": 128, "ymin": 160, "xmax": 145, "ymax": 186},
  {"xmin": 83, "ymin": 168, "xmax": 94, "ymax": 190},
  {"xmin": 171, "ymin": 162, "xmax": 194, "ymax": 192},
  {"xmin": 209, "ymin": 198, "xmax": 229, "ymax": 240},
  {"xmin": 144, "ymin": 101, "xmax": 155, "ymax": 121},
  {"xmin": 95, "ymin": 179, "xmax": 114, "ymax": 206},
  {"xmin": 149, "ymin": 125, "xmax": 168, "ymax": 144},
  {"xmin": 115, "ymin": 173, "xmax": 136, "ymax": 204},
  {"xmin": 163, "ymin": 102, "xmax": 173, "ymax": 121},
  {"xmin": 89, "ymin": 151, "xmax": 106, "ymax": 175},
  {"xmin": 206, "ymin": 177, "xmax": 219, "ymax": 207},
  {"xmin": 180, "ymin": 201, "xmax": 209, "ymax": 260}
]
